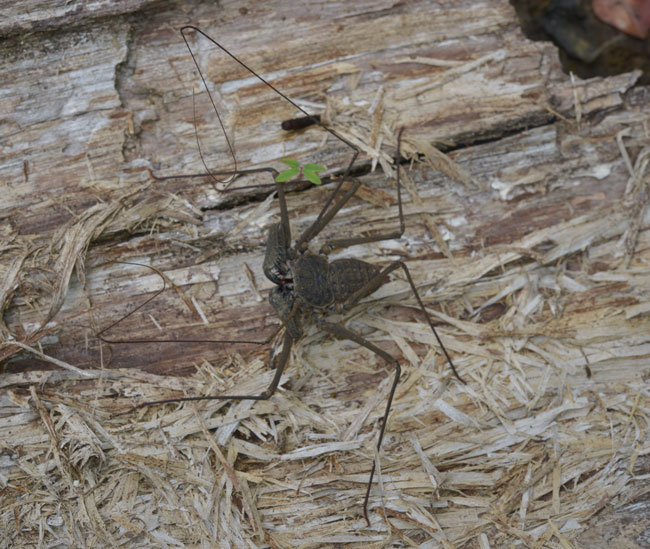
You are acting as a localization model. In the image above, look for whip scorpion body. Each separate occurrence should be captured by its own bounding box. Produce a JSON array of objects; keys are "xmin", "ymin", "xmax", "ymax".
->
[{"xmin": 100, "ymin": 26, "xmax": 464, "ymax": 525}]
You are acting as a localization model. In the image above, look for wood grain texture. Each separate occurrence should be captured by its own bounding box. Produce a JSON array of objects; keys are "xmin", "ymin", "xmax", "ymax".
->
[
  {"xmin": 0, "ymin": 0, "xmax": 159, "ymax": 37},
  {"xmin": 1, "ymin": 0, "xmax": 649, "ymax": 546}
]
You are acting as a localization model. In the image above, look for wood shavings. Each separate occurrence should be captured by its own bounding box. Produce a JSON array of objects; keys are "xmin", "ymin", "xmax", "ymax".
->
[
  {"xmin": 340, "ymin": 179, "xmax": 393, "ymax": 208},
  {"xmin": 407, "ymin": 137, "xmax": 480, "ymax": 190},
  {"xmin": 433, "ymin": 398, "xmax": 482, "ymax": 430},
  {"xmin": 243, "ymin": 262, "xmax": 264, "ymax": 302},
  {"xmin": 7, "ymin": 341, "xmax": 93, "ymax": 377},
  {"xmin": 3, "ymin": 6, "xmax": 650, "ymax": 546},
  {"xmin": 395, "ymin": 50, "xmax": 508, "ymax": 100},
  {"xmin": 0, "ymin": 249, "xmax": 34, "ymax": 338},
  {"xmin": 392, "ymin": 56, "xmax": 463, "ymax": 68},
  {"xmin": 618, "ymin": 144, "xmax": 650, "ymax": 266},
  {"xmin": 280, "ymin": 440, "xmax": 361, "ymax": 460}
]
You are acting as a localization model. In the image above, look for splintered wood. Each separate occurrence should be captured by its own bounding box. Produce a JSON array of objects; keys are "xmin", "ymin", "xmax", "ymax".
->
[{"xmin": 1, "ymin": 1, "xmax": 649, "ymax": 547}]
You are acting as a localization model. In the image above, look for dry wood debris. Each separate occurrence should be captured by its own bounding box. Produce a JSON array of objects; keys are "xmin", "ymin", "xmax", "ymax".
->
[{"xmin": 1, "ymin": 1, "xmax": 649, "ymax": 547}]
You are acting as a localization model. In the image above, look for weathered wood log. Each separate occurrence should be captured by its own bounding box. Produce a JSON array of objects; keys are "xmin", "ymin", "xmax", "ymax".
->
[{"xmin": 1, "ymin": 0, "xmax": 649, "ymax": 546}]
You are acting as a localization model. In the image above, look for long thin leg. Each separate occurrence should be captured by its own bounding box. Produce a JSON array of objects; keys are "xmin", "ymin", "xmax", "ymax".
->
[
  {"xmin": 178, "ymin": 26, "xmax": 362, "ymax": 252},
  {"xmin": 319, "ymin": 127, "xmax": 406, "ymax": 255},
  {"xmin": 149, "ymin": 166, "xmax": 281, "ymax": 194},
  {"xmin": 344, "ymin": 260, "xmax": 464, "ymax": 384},
  {"xmin": 312, "ymin": 128, "xmax": 463, "ymax": 383},
  {"xmin": 295, "ymin": 177, "xmax": 365, "ymax": 252},
  {"xmin": 96, "ymin": 261, "xmax": 280, "ymax": 348},
  {"xmin": 128, "ymin": 332, "xmax": 293, "ymax": 412},
  {"xmin": 315, "ymin": 319, "xmax": 400, "ymax": 527},
  {"xmin": 97, "ymin": 260, "xmax": 310, "ymax": 355},
  {"xmin": 101, "ymin": 158, "xmax": 299, "ymax": 350},
  {"xmin": 293, "ymin": 166, "xmax": 360, "ymax": 252}
]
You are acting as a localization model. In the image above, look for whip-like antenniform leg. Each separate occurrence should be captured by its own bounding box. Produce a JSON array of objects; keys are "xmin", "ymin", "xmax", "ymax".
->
[{"xmin": 98, "ymin": 27, "xmax": 463, "ymax": 527}]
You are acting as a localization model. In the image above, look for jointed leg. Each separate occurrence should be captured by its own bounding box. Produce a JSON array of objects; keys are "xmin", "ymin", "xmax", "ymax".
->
[
  {"xmin": 342, "ymin": 260, "xmax": 464, "ymax": 384},
  {"xmin": 318, "ymin": 127, "xmax": 406, "ymax": 255},
  {"xmin": 128, "ymin": 331, "xmax": 293, "ymax": 412},
  {"xmin": 97, "ymin": 261, "xmax": 281, "ymax": 348},
  {"xmin": 316, "ymin": 319, "xmax": 401, "ymax": 526},
  {"xmin": 295, "ymin": 177, "xmax": 363, "ymax": 251},
  {"xmin": 310, "ymin": 127, "xmax": 463, "ymax": 383},
  {"xmin": 149, "ymin": 166, "xmax": 280, "ymax": 194},
  {"xmin": 180, "ymin": 26, "xmax": 361, "ymax": 252},
  {"xmin": 97, "ymin": 262, "xmax": 301, "ymax": 412}
]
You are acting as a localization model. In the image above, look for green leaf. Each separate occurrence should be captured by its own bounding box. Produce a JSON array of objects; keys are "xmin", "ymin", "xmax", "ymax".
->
[
  {"xmin": 275, "ymin": 167, "xmax": 299, "ymax": 182},
  {"xmin": 303, "ymin": 163, "xmax": 325, "ymax": 185},
  {"xmin": 303, "ymin": 170, "xmax": 322, "ymax": 185},
  {"xmin": 279, "ymin": 158, "xmax": 300, "ymax": 168}
]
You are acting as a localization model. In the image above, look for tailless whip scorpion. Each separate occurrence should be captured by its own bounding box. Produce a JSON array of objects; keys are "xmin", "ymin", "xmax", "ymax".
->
[{"xmin": 98, "ymin": 25, "xmax": 464, "ymax": 526}]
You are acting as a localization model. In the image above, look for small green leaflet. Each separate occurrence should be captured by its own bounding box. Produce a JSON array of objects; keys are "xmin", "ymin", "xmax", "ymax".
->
[
  {"xmin": 303, "ymin": 163, "xmax": 325, "ymax": 185},
  {"xmin": 275, "ymin": 158, "xmax": 300, "ymax": 182},
  {"xmin": 275, "ymin": 158, "xmax": 325, "ymax": 185}
]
